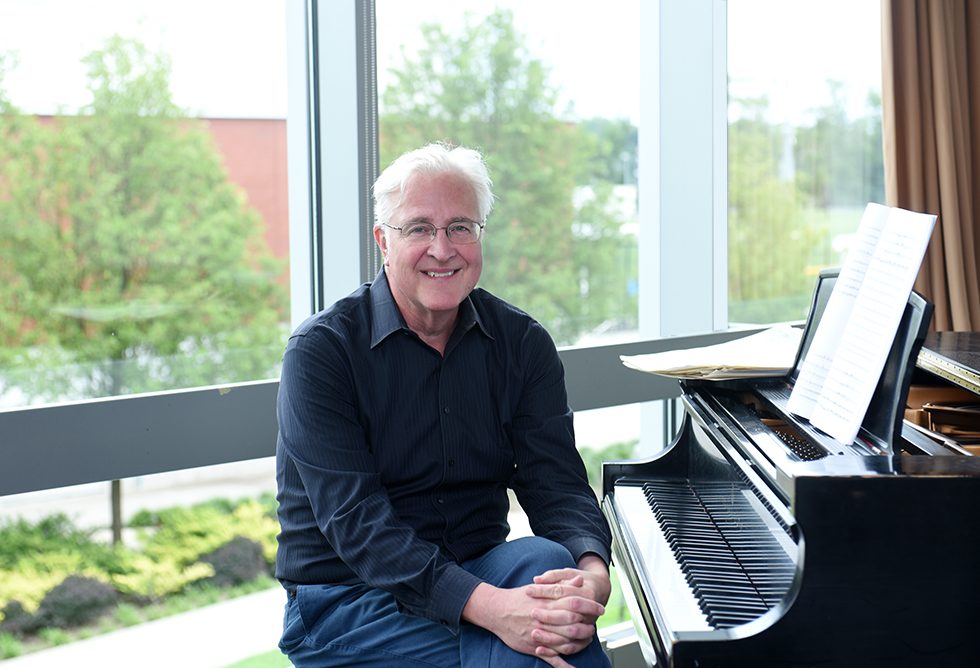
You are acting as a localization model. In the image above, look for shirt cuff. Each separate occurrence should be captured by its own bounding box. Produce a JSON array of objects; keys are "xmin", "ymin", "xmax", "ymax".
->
[
  {"xmin": 428, "ymin": 564, "xmax": 484, "ymax": 634},
  {"xmin": 564, "ymin": 537, "xmax": 611, "ymax": 567}
]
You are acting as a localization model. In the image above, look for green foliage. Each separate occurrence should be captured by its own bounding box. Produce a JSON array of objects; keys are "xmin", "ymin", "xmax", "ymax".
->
[
  {"xmin": 728, "ymin": 88, "xmax": 884, "ymax": 324},
  {"xmin": 223, "ymin": 648, "xmax": 293, "ymax": 668},
  {"xmin": 0, "ymin": 631, "xmax": 23, "ymax": 660},
  {"xmin": 381, "ymin": 8, "xmax": 637, "ymax": 344},
  {"xmin": 38, "ymin": 627, "xmax": 72, "ymax": 647},
  {"xmin": 0, "ymin": 514, "xmax": 108, "ymax": 566},
  {"xmin": 109, "ymin": 556, "xmax": 214, "ymax": 601},
  {"xmin": 794, "ymin": 84, "xmax": 884, "ymax": 208},
  {"xmin": 0, "ymin": 495, "xmax": 278, "ymax": 641},
  {"xmin": 578, "ymin": 118, "xmax": 638, "ymax": 185},
  {"xmin": 579, "ymin": 441, "xmax": 638, "ymax": 490},
  {"xmin": 114, "ymin": 603, "xmax": 143, "ymax": 627},
  {"xmin": 727, "ymin": 97, "xmax": 828, "ymax": 324},
  {"xmin": 0, "ymin": 515, "xmax": 122, "ymax": 614},
  {"xmin": 0, "ymin": 36, "xmax": 286, "ymax": 401},
  {"xmin": 597, "ymin": 566, "xmax": 631, "ymax": 629},
  {"xmin": 139, "ymin": 498, "xmax": 279, "ymax": 568}
]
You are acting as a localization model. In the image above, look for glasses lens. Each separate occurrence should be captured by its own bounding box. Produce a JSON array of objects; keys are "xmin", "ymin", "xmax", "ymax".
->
[
  {"xmin": 447, "ymin": 221, "xmax": 482, "ymax": 244},
  {"xmin": 400, "ymin": 222, "xmax": 436, "ymax": 242},
  {"xmin": 392, "ymin": 221, "xmax": 482, "ymax": 244}
]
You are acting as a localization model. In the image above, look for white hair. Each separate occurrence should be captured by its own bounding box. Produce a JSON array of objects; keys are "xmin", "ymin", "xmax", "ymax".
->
[{"xmin": 372, "ymin": 142, "xmax": 495, "ymax": 230}]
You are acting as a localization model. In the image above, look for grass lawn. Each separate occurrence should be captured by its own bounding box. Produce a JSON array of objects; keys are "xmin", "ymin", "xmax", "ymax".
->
[{"xmin": 223, "ymin": 649, "xmax": 292, "ymax": 668}]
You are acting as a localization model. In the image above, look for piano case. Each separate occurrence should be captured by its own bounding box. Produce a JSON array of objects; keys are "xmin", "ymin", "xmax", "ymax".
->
[{"xmin": 602, "ymin": 269, "xmax": 980, "ymax": 667}]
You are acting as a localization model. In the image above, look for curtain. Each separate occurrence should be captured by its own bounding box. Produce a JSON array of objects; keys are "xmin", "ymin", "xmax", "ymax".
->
[{"xmin": 881, "ymin": 0, "xmax": 980, "ymax": 331}]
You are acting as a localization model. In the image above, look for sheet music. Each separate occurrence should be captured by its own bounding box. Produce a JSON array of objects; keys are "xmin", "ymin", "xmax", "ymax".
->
[
  {"xmin": 787, "ymin": 203, "xmax": 936, "ymax": 444},
  {"xmin": 620, "ymin": 325, "xmax": 802, "ymax": 380}
]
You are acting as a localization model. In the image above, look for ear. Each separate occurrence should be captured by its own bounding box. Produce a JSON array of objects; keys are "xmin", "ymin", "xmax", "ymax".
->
[{"xmin": 373, "ymin": 226, "xmax": 389, "ymax": 265}]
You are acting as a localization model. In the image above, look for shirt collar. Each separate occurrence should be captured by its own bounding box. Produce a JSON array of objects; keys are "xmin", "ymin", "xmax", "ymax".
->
[{"xmin": 369, "ymin": 270, "xmax": 492, "ymax": 349}]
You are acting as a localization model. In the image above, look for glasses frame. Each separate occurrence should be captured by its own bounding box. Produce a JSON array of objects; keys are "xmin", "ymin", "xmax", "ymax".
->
[{"xmin": 382, "ymin": 220, "xmax": 485, "ymax": 245}]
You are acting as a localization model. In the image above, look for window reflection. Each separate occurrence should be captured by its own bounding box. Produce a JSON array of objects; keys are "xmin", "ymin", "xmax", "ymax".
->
[
  {"xmin": 376, "ymin": 1, "xmax": 641, "ymax": 347},
  {"xmin": 727, "ymin": 0, "xmax": 883, "ymax": 325},
  {"xmin": 0, "ymin": 1, "xmax": 289, "ymax": 407}
]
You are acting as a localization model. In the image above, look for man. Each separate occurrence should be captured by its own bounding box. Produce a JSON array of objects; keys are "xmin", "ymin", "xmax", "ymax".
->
[{"xmin": 276, "ymin": 142, "xmax": 613, "ymax": 667}]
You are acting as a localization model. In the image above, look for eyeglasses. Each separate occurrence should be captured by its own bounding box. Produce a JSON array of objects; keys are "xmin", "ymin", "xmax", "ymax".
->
[{"xmin": 383, "ymin": 220, "xmax": 485, "ymax": 245}]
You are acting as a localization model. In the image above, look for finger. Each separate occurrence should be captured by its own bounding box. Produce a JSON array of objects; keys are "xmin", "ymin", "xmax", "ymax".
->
[
  {"xmin": 526, "ymin": 582, "xmax": 567, "ymax": 600},
  {"xmin": 535, "ymin": 649, "xmax": 573, "ymax": 668},
  {"xmin": 536, "ymin": 636, "xmax": 593, "ymax": 658},
  {"xmin": 532, "ymin": 621, "xmax": 597, "ymax": 644},
  {"xmin": 526, "ymin": 580, "xmax": 585, "ymax": 600},
  {"xmin": 531, "ymin": 594, "xmax": 605, "ymax": 618},
  {"xmin": 531, "ymin": 607, "xmax": 587, "ymax": 626},
  {"xmin": 533, "ymin": 568, "xmax": 580, "ymax": 584},
  {"xmin": 564, "ymin": 595, "xmax": 605, "ymax": 618}
]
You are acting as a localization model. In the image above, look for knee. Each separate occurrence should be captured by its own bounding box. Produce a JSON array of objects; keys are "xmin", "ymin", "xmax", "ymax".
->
[
  {"xmin": 501, "ymin": 536, "xmax": 575, "ymax": 583},
  {"xmin": 515, "ymin": 536, "xmax": 576, "ymax": 569}
]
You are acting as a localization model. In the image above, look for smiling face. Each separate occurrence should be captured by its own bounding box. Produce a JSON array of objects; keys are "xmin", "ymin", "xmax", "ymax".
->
[{"xmin": 374, "ymin": 170, "xmax": 483, "ymax": 337}]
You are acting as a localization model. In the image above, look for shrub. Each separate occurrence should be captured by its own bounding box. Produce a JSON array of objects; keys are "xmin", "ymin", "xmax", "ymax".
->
[
  {"xmin": 199, "ymin": 537, "xmax": 266, "ymax": 587},
  {"xmin": 1, "ymin": 494, "xmax": 280, "ymax": 641},
  {"xmin": 140, "ymin": 498, "xmax": 278, "ymax": 568},
  {"xmin": 0, "ymin": 515, "xmax": 121, "ymax": 574},
  {"xmin": 111, "ymin": 556, "xmax": 214, "ymax": 601},
  {"xmin": 0, "ymin": 601, "xmax": 36, "ymax": 636},
  {"xmin": 34, "ymin": 575, "xmax": 118, "ymax": 629}
]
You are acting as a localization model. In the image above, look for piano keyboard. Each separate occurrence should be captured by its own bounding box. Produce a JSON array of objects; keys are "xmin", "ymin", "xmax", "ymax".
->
[{"xmin": 642, "ymin": 479, "xmax": 797, "ymax": 629}]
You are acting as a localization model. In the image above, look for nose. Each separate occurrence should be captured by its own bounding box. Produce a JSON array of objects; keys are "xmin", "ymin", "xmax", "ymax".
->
[{"xmin": 427, "ymin": 228, "xmax": 457, "ymax": 259}]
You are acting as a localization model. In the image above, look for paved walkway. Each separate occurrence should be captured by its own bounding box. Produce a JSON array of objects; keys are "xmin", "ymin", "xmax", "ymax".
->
[{"xmin": 2, "ymin": 587, "xmax": 286, "ymax": 668}]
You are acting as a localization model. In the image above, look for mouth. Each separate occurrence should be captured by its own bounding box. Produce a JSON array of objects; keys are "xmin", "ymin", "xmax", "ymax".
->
[{"xmin": 424, "ymin": 270, "xmax": 457, "ymax": 278}]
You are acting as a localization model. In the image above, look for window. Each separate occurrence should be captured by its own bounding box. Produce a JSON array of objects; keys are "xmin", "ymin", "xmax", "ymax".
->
[
  {"xmin": 727, "ymin": 0, "xmax": 883, "ymax": 325},
  {"xmin": 0, "ymin": 0, "xmax": 291, "ymax": 409},
  {"xmin": 375, "ymin": 0, "xmax": 641, "ymax": 347}
]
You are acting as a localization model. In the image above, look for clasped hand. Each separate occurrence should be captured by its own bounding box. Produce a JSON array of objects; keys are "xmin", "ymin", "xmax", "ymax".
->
[
  {"xmin": 525, "ymin": 561, "xmax": 611, "ymax": 666},
  {"xmin": 463, "ymin": 557, "xmax": 611, "ymax": 667}
]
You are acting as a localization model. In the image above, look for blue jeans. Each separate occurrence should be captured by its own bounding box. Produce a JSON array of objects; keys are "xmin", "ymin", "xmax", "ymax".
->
[{"xmin": 279, "ymin": 536, "xmax": 612, "ymax": 667}]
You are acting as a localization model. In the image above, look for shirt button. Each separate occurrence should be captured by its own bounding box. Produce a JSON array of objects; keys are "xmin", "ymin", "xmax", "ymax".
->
[
  {"xmin": 448, "ymin": 459, "xmax": 455, "ymax": 467},
  {"xmin": 443, "ymin": 406, "xmax": 450, "ymax": 414},
  {"xmin": 437, "ymin": 497, "xmax": 445, "ymax": 504}
]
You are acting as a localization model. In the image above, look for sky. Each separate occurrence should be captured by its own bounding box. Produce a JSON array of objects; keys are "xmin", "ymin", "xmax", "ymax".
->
[
  {"xmin": 0, "ymin": 0, "xmax": 881, "ymax": 124},
  {"xmin": 0, "ymin": 0, "xmax": 289, "ymax": 118}
]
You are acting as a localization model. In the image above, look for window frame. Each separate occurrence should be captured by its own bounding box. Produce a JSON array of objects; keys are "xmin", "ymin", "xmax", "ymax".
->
[{"xmin": 0, "ymin": 0, "xmax": 728, "ymax": 497}]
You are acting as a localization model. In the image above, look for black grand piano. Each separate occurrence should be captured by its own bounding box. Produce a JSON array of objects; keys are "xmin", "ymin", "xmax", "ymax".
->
[{"xmin": 602, "ymin": 269, "xmax": 980, "ymax": 667}]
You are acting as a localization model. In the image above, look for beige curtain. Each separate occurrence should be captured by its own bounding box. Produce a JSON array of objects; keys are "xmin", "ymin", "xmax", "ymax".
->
[{"xmin": 881, "ymin": 0, "xmax": 980, "ymax": 331}]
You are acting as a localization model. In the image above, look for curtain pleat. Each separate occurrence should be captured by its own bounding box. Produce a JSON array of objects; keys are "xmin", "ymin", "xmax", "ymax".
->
[{"xmin": 881, "ymin": 0, "xmax": 980, "ymax": 331}]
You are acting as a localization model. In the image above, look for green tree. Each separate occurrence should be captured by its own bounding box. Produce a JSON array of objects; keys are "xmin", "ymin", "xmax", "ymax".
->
[
  {"xmin": 578, "ymin": 117, "xmax": 638, "ymax": 185},
  {"xmin": 0, "ymin": 38, "xmax": 286, "ymax": 543},
  {"xmin": 380, "ymin": 9, "xmax": 636, "ymax": 343},
  {"xmin": 0, "ymin": 37, "xmax": 285, "ymax": 402},
  {"xmin": 728, "ymin": 96, "xmax": 826, "ymax": 323},
  {"xmin": 794, "ymin": 81, "xmax": 884, "ymax": 207}
]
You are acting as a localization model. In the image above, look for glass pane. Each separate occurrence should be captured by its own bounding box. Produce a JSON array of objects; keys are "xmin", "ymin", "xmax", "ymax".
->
[
  {"xmin": 0, "ymin": 0, "xmax": 290, "ymax": 407},
  {"xmin": 727, "ymin": 0, "xmax": 883, "ymax": 325},
  {"xmin": 376, "ymin": 0, "xmax": 640, "ymax": 346}
]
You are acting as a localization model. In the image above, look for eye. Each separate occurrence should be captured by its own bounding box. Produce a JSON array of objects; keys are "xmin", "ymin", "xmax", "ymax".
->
[
  {"xmin": 449, "ymin": 223, "xmax": 473, "ymax": 236},
  {"xmin": 403, "ymin": 223, "xmax": 434, "ymax": 237}
]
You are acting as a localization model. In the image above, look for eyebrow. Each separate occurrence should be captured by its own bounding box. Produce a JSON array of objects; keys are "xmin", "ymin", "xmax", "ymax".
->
[{"xmin": 404, "ymin": 216, "xmax": 480, "ymax": 225}]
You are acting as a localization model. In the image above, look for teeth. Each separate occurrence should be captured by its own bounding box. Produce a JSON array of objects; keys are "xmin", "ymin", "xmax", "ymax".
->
[{"xmin": 426, "ymin": 270, "xmax": 454, "ymax": 278}]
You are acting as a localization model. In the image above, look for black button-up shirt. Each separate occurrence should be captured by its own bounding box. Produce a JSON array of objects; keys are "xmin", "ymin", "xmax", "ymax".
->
[{"xmin": 275, "ymin": 271, "xmax": 611, "ymax": 631}]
